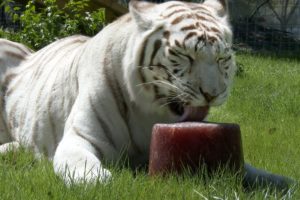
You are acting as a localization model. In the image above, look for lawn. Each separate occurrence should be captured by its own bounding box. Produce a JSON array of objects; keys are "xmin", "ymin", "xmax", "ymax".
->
[{"xmin": 0, "ymin": 53, "xmax": 299, "ymax": 199}]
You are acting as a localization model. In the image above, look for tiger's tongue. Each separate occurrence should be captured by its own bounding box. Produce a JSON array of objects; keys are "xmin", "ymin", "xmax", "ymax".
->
[{"xmin": 178, "ymin": 106, "xmax": 209, "ymax": 122}]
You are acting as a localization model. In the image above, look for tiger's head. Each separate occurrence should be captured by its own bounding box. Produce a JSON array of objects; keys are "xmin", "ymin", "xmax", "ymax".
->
[{"xmin": 124, "ymin": 0, "xmax": 236, "ymax": 121}]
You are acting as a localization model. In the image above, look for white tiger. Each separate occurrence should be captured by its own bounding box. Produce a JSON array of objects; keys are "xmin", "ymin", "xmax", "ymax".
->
[{"xmin": 0, "ymin": 0, "xmax": 292, "ymax": 188}]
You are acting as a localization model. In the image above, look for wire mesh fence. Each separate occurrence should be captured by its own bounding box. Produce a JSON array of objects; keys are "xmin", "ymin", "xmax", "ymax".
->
[
  {"xmin": 1, "ymin": 0, "xmax": 300, "ymax": 54},
  {"xmin": 231, "ymin": 0, "xmax": 300, "ymax": 53},
  {"xmin": 0, "ymin": 5, "xmax": 10, "ymax": 28},
  {"xmin": 0, "ymin": 2, "xmax": 22, "ymax": 30}
]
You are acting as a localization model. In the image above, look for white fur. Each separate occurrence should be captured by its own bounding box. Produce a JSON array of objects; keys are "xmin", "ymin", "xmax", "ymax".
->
[{"xmin": 0, "ymin": 39, "xmax": 32, "ymax": 76}]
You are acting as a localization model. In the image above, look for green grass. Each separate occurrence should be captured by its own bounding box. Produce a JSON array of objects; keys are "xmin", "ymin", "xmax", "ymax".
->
[{"xmin": 0, "ymin": 53, "xmax": 299, "ymax": 199}]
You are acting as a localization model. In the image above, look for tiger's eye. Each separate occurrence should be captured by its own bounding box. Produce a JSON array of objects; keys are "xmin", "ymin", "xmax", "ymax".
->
[{"xmin": 173, "ymin": 69, "xmax": 179, "ymax": 74}]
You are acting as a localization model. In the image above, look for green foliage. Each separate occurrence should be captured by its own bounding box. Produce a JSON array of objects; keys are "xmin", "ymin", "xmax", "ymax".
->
[{"xmin": 0, "ymin": 0, "xmax": 105, "ymax": 50}]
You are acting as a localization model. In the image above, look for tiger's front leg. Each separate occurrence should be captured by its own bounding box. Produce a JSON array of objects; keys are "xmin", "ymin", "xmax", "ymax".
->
[
  {"xmin": 54, "ymin": 134, "xmax": 112, "ymax": 184},
  {"xmin": 53, "ymin": 95, "xmax": 114, "ymax": 184}
]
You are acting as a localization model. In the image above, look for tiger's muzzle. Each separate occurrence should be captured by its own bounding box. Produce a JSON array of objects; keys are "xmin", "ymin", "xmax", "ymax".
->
[{"xmin": 168, "ymin": 101, "xmax": 209, "ymax": 122}]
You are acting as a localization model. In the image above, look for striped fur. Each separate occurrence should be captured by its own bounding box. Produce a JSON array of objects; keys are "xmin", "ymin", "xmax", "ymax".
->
[
  {"xmin": 0, "ymin": 39, "xmax": 33, "ymax": 144},
  {"xmin": 3, "ymin": 0, "xmax": 289, "ymax": 187}
]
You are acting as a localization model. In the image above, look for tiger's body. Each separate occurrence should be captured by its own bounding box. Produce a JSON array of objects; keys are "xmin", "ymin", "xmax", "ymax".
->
[{"xmin": 0, "ymin": 0, "xmax": 292, "ymax": 188}]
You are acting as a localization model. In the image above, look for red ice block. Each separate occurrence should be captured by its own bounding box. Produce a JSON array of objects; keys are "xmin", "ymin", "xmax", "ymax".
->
[{"xmin": 149, "ymin": 122, "xmax": 244, "ymax": 176}]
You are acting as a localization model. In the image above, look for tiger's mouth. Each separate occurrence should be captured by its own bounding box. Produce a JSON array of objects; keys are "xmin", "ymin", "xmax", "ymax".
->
[{"xmin": 168, "ymin": 102, "xmax": 209, "ymax": 122}]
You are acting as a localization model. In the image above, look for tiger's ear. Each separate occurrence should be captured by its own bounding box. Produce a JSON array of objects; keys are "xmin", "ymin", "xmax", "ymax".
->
[
  {"xmin": 129, "ymin": 0, "xmax": 157, "ymax": 30},
  {"xmin": 203, "ymin": 0, "xmax": 228, "ymax": 17}
]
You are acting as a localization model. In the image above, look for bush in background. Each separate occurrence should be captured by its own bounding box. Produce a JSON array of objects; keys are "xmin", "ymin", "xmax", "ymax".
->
[{"xmin": 0, "ymin": 0, "xmax": 105, "ymax": 50}]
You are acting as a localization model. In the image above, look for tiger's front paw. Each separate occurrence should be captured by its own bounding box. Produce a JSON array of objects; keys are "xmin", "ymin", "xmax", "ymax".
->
[
  {"xmin": 53, "ymin": 133, "xmax": 113, "ymax": 185},
  {"xmin": 95, "ymin": 168, "xmax": 112, "ymax": 184},
  {"xmin": 61, "ymin": 166, "xmax": 112, "ymax": 185}
]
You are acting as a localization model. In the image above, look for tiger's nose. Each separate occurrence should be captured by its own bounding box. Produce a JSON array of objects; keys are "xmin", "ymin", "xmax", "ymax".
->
[
  {"xmin": 203, "ymin": 92, "xmax": 216, "ymax": 102},
  {"xmin": 199, "ymin": 88, "xmax": 217, "ymax": 102}
]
